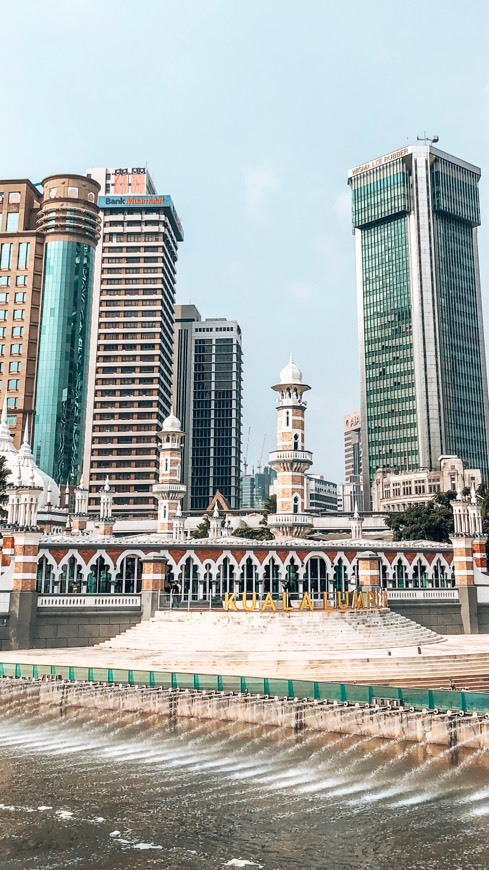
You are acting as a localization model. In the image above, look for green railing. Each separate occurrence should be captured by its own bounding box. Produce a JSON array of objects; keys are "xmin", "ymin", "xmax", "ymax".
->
[{"xmin": 1, "ymin": 661, "xmax": 489, "ymax": 713}]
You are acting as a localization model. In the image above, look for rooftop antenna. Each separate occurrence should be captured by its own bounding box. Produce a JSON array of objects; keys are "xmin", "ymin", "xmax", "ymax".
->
[{"xmin": 417, "ymin": 132, "xmax": 439, "ymax": 144}]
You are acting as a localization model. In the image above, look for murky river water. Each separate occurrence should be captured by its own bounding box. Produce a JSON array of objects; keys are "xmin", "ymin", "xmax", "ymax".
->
[{"xmin": 0, "ymin": 694, "xmax": 489, "ymax": 869}]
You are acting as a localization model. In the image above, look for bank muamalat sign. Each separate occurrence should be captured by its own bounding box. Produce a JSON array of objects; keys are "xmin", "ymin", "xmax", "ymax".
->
[
  {"xmin": 223, "ymin": 590, "xmax": 388, "ymax": 612},
  {"xmin": 349, "ymin": 147, "xmax": 409, "ymax": 177}
]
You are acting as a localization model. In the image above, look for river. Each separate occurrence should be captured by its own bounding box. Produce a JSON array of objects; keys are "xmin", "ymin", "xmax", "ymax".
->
[{"xmin": 0, "ymin": 700, "xmax": 488, "ymax": 869}]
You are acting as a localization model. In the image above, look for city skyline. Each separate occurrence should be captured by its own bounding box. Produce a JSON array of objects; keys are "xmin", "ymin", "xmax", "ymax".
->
[{"xmin": 3, "ymin": 0, "xmax": 489, "ymax": 483}]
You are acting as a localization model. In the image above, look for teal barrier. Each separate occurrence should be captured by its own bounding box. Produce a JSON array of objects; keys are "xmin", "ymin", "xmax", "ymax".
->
[{"xmin": 3, "ymin": 662, "xmax": 489, "ymax": 713}]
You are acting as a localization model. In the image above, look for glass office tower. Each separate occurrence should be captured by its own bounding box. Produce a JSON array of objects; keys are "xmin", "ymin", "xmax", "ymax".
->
[
  {"xmin": 33, "ymin": 175, "xmax": 101, "ymax": 484},
  {"xmin": 172, "ymin": 306, "xmax": 243, "ymax": 511},
  {"xmin": 348, "ymin": 145, "xmax": 489, "ymax": 506}
]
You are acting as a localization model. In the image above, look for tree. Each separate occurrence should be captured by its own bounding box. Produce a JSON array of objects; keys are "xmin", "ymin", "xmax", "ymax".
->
[
  {"xmin": 232, "ymin": 494, "xmax": 276, "ymax": 541},
  {"xmin": 385, "ymin": 491, "xmax": 456, "ymax": 543},
  {"xmin": 0, "ymin": 456, "xmax": 10, "ymax": 519},
  {"xmin": 476, "ymin": 483, "xmax": 489, "ymax": 537},
  {"xmin": 190, "ymin": 513, "xmax": 210, "ymax": 539}
]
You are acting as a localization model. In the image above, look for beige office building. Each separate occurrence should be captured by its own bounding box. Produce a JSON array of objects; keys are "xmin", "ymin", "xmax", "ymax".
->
[{"xmin": 84, "ymin": 167, "xmax": 184, "ymax": 517}]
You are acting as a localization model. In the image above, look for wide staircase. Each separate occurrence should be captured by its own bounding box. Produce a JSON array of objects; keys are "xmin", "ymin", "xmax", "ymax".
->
[
  {"xmin": 92, "ymin": 609, "xmax": 489, "ymax": 690},
  {"xmin": 98, "ymin": 607, "xmax": 442, "ymax": 655}
]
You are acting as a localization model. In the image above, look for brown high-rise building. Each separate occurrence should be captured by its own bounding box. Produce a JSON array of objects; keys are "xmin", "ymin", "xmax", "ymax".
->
[{"xmin": 0, "ymin": 181, "xmax": 44, "ymax": 446}]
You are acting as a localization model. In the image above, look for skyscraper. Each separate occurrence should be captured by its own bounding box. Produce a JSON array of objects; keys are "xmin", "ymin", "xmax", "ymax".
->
[
  {"xmin": 172, "ymin": 305, "xmax": 242, "ymax": 510},
  {"xmin": 84, "ymin": 167, "xmax": 183, "ymax": 517},
  {"xmin": 0, "ymin": 180, "xmax": 44, "ymax": 447},
  {"xmin": 348, "ymin": 143, "xmax": 489, "ymax": 506},
  {"xmin": 33, "ymin": 175, "xmax": 101, "ymax": 484}
]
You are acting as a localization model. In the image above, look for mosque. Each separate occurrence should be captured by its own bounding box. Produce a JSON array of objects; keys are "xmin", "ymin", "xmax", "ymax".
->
[{"xmin": 0, "ymin": 357, "xmax": 487, "ymax": 650}]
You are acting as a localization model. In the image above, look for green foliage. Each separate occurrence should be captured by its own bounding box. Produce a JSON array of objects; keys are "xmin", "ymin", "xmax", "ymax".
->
[
  {"xmin": 385, "ymin": 491, "xmax": 456, "ymax": 543},
  {"xmin": 232, "ymin": 524, "xmax": 273, "ymax": 540},
  {"xmin": 0, "ymin": 456, "xmax": 10, "ymax": 517},
  {"xmin": 262, "ymin": 494, "xmax": 277, "ymax": 516},
  {"xmin": 477, "ymin": 483, "xmax": 489, "ymax": 537},
  {"xmin": 190, "ymin": 513, "xmax": 210, "ymax": 539}
]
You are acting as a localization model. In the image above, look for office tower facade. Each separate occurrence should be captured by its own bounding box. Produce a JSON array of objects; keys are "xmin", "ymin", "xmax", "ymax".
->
[
  {"xmin": 84, "ymin": 167, "xmax": 183, "ymax": 517},
  {"xmin": 172, "ymin": 305, "xmax": 242, "ymax": 511},
  {"xmin": 0, "ymin": 180, "xmax": 44, "ymax": 447},
  {"xmin": 306, "ymin": 475, "xmax": 338, "ymax": 512},
  {"xmin": 32, "ymin": 175, "xmax": 101, "ymax": 485},
  {"xmin": 338, "ymin": 411, "xmax": 364, "ymax": 512},
  {"xmin": 240, "ymin": 466, "xmax": 276, "ymax": 509},
  {"xmin": 348, "ymin": 144, "xmax": 489, "ymax": 507}
]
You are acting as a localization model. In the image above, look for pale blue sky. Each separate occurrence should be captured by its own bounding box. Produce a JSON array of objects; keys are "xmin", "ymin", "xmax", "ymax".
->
[{"xmin": 4, "ymin": 0, "xmax": 489, "ymax": 482}]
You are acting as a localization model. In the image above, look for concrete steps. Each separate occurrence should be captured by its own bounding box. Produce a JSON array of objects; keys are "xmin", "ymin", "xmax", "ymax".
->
[{"xmin": 98, "ymin": 608, "xmax": 442, "ymax": 655}]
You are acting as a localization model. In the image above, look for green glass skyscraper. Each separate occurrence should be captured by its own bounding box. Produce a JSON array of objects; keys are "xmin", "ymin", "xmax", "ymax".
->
[
  {"xmin": 33, "ymin": 175, "xmax": 101, "ymax": 484},
  {"xmin": 348, "ymin": 144, "xmax": 489, "ymax": 507}
]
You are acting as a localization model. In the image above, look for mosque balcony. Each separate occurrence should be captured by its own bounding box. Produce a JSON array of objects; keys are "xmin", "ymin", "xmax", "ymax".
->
[
  {"xmin": 268, "ymin": 449, "xmax": 313, "ymax": 469},
  {"xmin": 153, "ymin": 483, "xmax": 186, "ymax": 496},
  {"xmin": 267, "ymin": 513, "xmax": 313, "ymax": 529}
]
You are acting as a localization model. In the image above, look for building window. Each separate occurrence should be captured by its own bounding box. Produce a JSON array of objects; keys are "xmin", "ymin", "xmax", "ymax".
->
[
  {"xmin": 11, "ymin": 327, "xmax": 23, "ymax": 337},
  {"xmin": 8, "ymin": 192, "xmax": 20, "ymax": 204},
  {"xmin": 0, "ymin": 329, "xmax": 6, "ymax": 339},
  {"xmin": 14, "ymin": 292, "xmax": 25, "ymax": 302},
  {"xmin": 7, "ymin": 379, "xmax": 19, "ymax": 390},
  {"xmin": 0, "ymin": 293, "xmax": 8, "ymax": 303},
  {"xmin": 6, "ymin": 397, "xmax": 17, "ymax": 408},
  {"xmin": 17, "ymin": 243, "xmax": 29, "ymax": 269},
  {"xmin": 0, "ymin": 346, "xmax": 5, "ymax": 356},
  {"xmin": 13, "ymin": 310, "xmax": 24, "ymax": 320},
  {"xmin": 0, "ymin": 244, "xmax": 12, "ymax": 269},
  {"xmin": 0, "ymin": 278, "xmax": 9, "ymax": 287},
  {"xmin": 9, "ymin": 361, "xmax": 20, "ymax": 373},
  {"xmin": 6, "ymin": 213, "xmax": 19, "ymax": 232},
  {"xmin": 0, "ymin": 311, "xmax": 7, "ymax": 321},
  {"xmin": 15, "ymin": 277, "xmax": 27, "ymax": 287},
  {"xmin": 10, "ymin": 344, "xmax": 22, "ymax": 355}
]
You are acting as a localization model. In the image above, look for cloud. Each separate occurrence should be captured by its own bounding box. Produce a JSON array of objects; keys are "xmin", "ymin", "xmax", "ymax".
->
[{"xmin": 244, "ymin": 164, "xmax": 281, "ymax": 224}]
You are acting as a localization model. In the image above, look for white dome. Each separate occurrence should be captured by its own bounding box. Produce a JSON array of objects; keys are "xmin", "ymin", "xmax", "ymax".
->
[
  {"xmin": 162, "ymin": 407, "xmax": 181, "ymax": 432},
  {"xmin": 279, "ymin": 355, "xmax": 303, "ymax": 385},
  {"xmin": 0, "ymin": 400, "xmax": 60, "ymax": 508}
]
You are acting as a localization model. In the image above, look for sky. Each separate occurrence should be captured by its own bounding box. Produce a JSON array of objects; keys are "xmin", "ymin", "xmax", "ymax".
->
[{"xmin": 3, "ymin": 0, "xmax": 489, "ymax": 483}]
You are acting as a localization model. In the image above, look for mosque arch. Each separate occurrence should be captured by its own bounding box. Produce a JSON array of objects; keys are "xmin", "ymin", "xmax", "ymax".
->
[
  {"xmin": 115, "ymin": 554, "xmax": 143, "ymax": 594},
  {"xmin": 86, "ymin": 555, "xmax": 113, "ymax": 594},
  {"xmin": 303, "ymin": 555, "xmax": 329, "ymax": 596},
  {"xmin": 36, "ymin": 554, "xmax": 57, "ymax": 594},
  {"xmin": 58, "ymin": 554, "xmax": 84, "ymax": 594}
]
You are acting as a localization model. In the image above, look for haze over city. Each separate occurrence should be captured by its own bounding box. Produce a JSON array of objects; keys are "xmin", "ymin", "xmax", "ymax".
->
[{"xmin": 3, "ymin": 0, "xmax": 489, "ymax": 481}]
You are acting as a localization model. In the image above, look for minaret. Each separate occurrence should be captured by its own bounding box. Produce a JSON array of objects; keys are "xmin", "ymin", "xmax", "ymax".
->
[
  {"xmin": 3, "ymin": 423, "xmax": 43, "ymax": 649},
  {"xmin": 209, "ymin": 502, "xmax": 223, "ymax": 538},
  {"xmin": 153, "ymin": 408, "xmax": 186, "ymax": 535},
  {"xmin": 72, "ymin": 475, "xmax": 89, "ymax": 535},
  {"xmin": 99, "ymin": 476, "xmax": 114, "ymax": 536},
  {"xmin": 350, "ymin": 501, "xmax": 364, "ymax": 540},
  {"xmin": 172, "ymin": 502, "xmax": 185, "ymax": 542},
  {"xmin": 268, "ymin": 356, "xmax": 313, "ymax": 538}
]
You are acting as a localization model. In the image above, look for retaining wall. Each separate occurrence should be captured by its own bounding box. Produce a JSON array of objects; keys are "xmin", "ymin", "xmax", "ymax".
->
[
  {"xmin": 30, "ymin": 610, "xmax": 141, "ymax": 649},
  {"xmin": 390, "ymin": 602, "xmax": 464, "ymax": 634}
]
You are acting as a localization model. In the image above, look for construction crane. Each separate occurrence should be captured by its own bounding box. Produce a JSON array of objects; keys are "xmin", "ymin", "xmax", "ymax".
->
[
  {"xmin": 243, "ymin": 426, "xmax": 251, "ymax": 475},
  {"xmin": 257, "ymin": 434, "xmax": 267, "ymax": 474}
]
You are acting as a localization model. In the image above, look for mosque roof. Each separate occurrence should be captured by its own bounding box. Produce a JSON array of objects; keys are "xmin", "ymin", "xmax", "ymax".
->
[
  {"xmin": 279, "ymin": 354, "xmax": 303, "ymax": 385},
  {"xmin": 162, "ymin": 407, "xmax": 182, "ymax": 432},
  {"xmin": 0, "ymin": 396, "xmax": 60, "ymax": 508}
]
